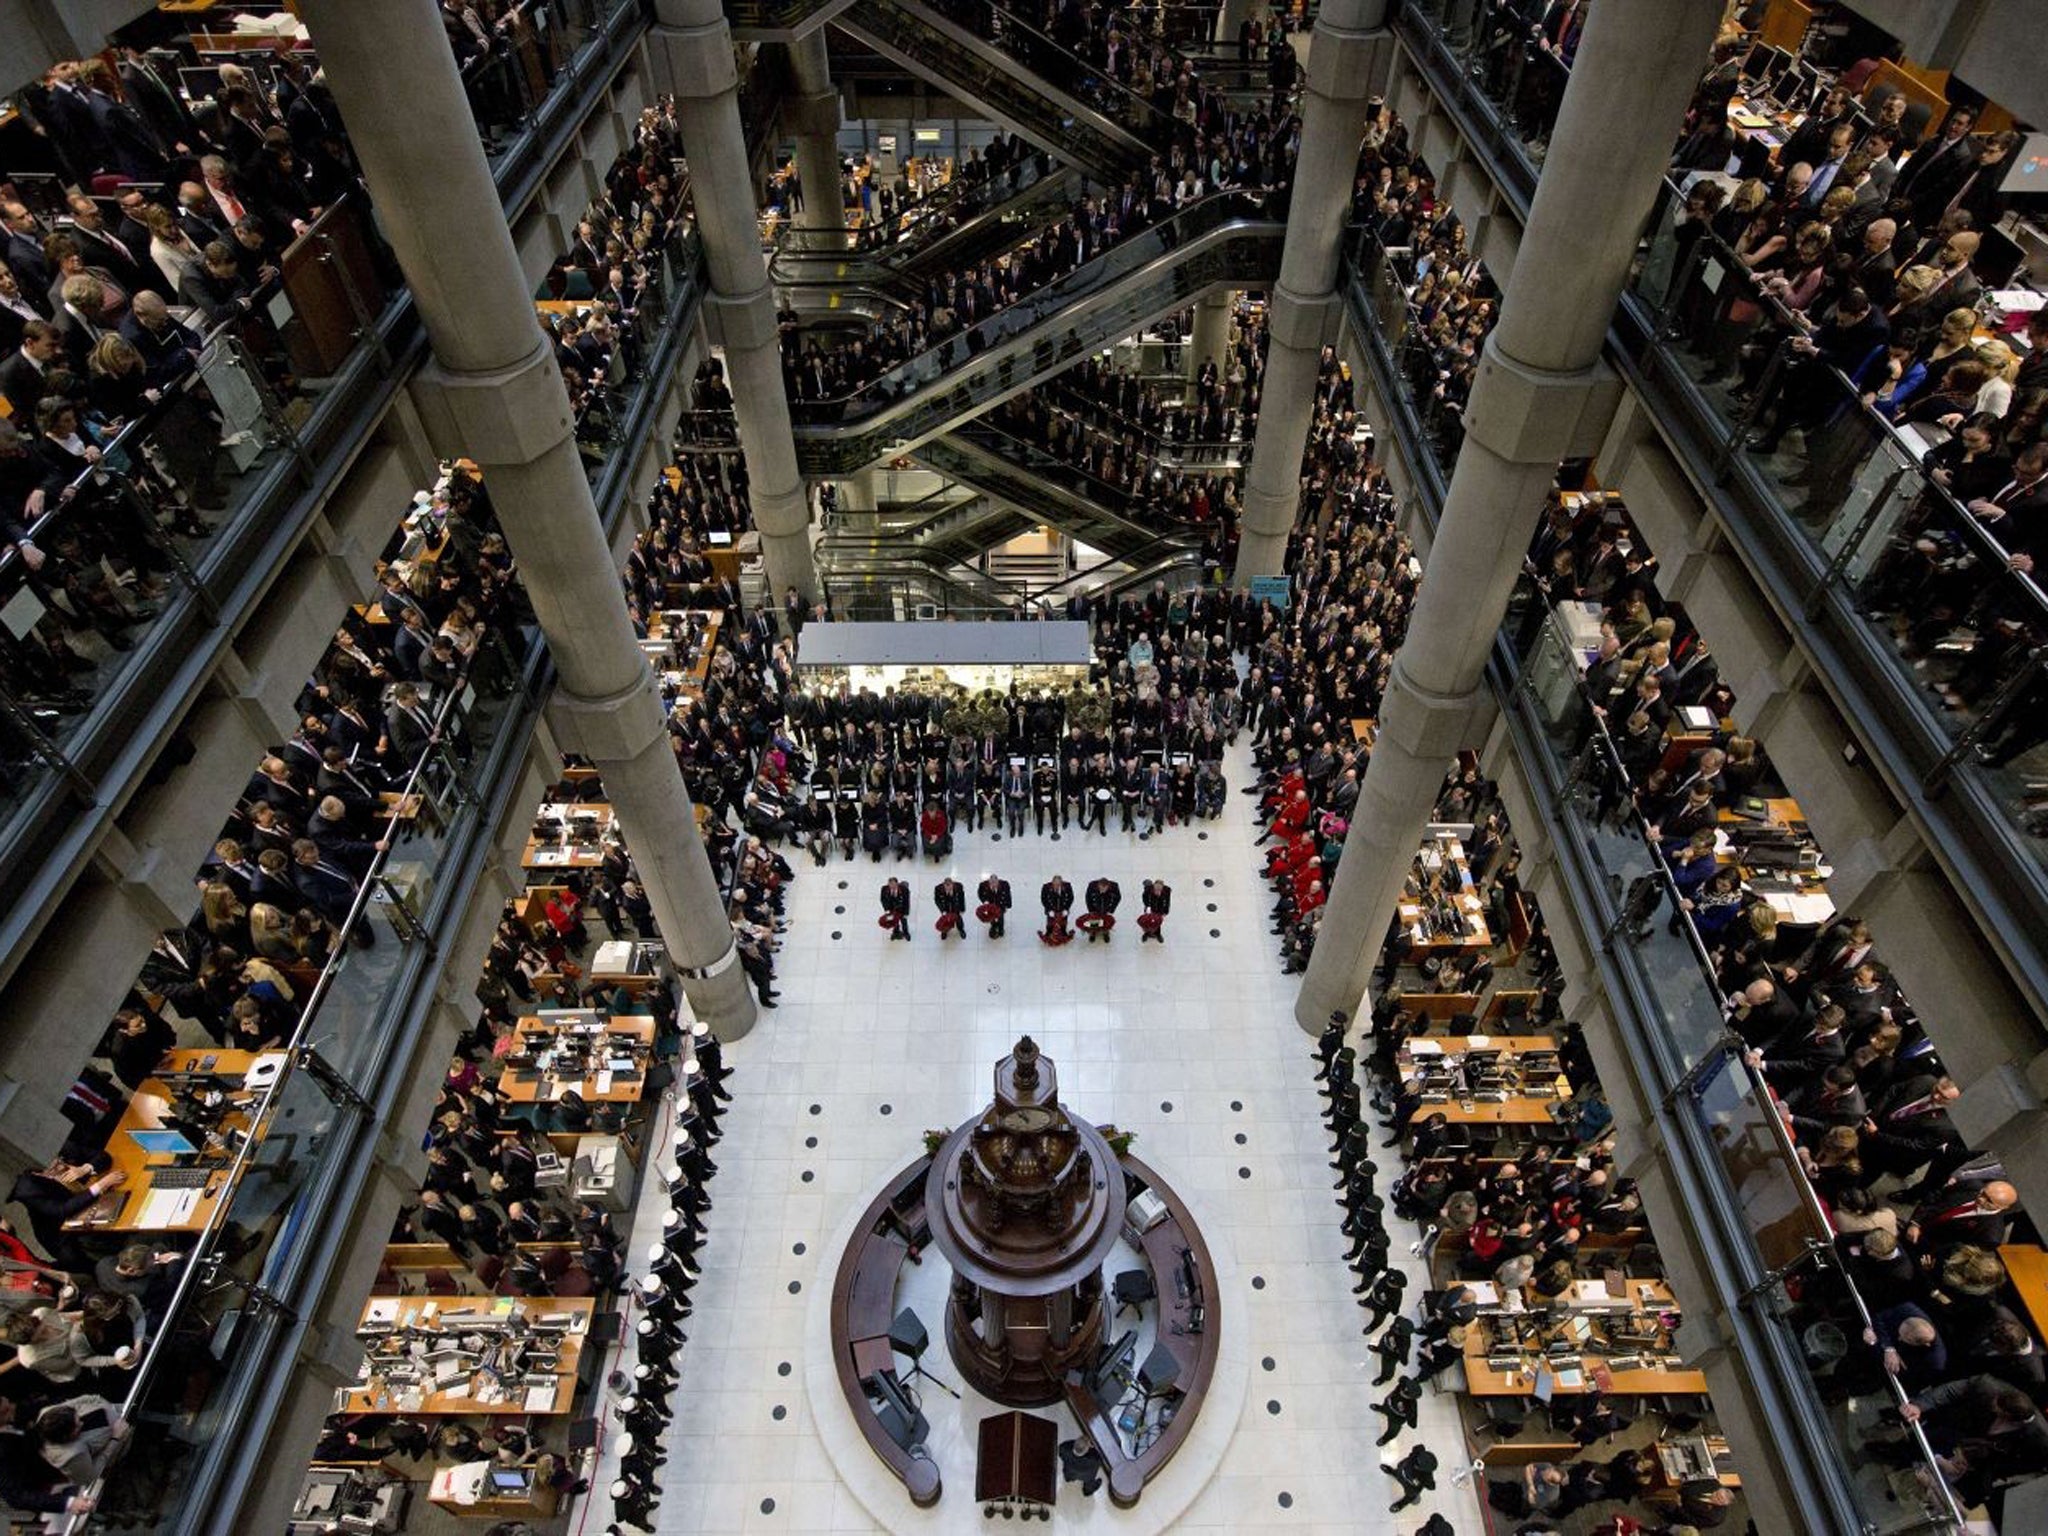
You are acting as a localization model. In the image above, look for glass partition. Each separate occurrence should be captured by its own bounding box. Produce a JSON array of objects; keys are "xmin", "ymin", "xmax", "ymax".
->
[
  {"xmin": 1502, "ymin": 577, "xmax": 1967, "ymax": 1529},
  {"xmin": 1621, "ymin": 176, "xmax": 2048, "ymax": 881}
]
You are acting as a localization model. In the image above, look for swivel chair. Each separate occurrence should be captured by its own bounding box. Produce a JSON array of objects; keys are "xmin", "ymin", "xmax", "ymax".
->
[
  {"xmin": 1112, "ymin": 1268, "xmax": 1156, "ymax": 1319},
  {"xmin": 888, "ymin": 1307, "xmax": 960, "ymax": 1399}
]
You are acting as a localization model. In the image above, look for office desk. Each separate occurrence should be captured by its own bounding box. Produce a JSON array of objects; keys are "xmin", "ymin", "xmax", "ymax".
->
[
  {"xmin": 67, "ymin": 1048, "xmax": 281, "ymax": 1233},
  {"xmin": 520, "ymin": 803, "xmax": 617, "ymax": 871},
  {"xmin": 1999, "ymin": 1244, "xmax": 2048, "ymax": 1342},
  {"xmin": 1462, "ymin": 1278, "xmax": 1706, "ymax": 1396},
  {"xmin": 1396, "ymin": 834, "xmax": 1491, "ymax": 960},
  {"xmin": 1398, "ymin": 1035, "xmax": 1571, "ymax": 1126},
  {"xmin": 428, "ymin": 1460, "xmax": 560, "ymax": 1519},
  {"xmin": 497, "ymin": 1016, "xmax": 656, "ymax": 1105},
  {"xmin": 1718, "ymin": 797, "xmax": 1836, "ymax": 924},
  {"xmin": 647, "ymin": 608, "xmax": 722, "ymax": 694},
  {"xmin": 1351, "ymin": 718, "xmax": 1378, "ymax": 746},
  {"xmin": 342, "ymin": 1296, "xmax": 593, "ymax": 1416}
]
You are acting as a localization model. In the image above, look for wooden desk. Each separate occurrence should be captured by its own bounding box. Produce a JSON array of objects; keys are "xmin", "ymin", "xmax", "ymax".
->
[
  {"xmin": 1063, "ymin": 1154, "xmax": 1221, "ymax": 1509},
  {"xmin": 1351, "ymin": 718, "xmax": 1378, "ymax": 746},
  {"xmin": 343, "ymin": 1296, "xmax": 593, "ymax": 1416},
  {"xmin": 520, "ymin": 803, "xmax": 616, "ymax": 871},
  {"xmin": 1399, "ymin": 1035, "xmax": 1571, "ymax": 1126},
  {"xmin": 1999, "ymin": 1244, "xmax": 2048, "ymax": 1343},
  {"xmin": 830, "ymin": 1155, "xmax": 940, "ymax": 1507},
  {"xmin": 1396, "ymin": 834, "xmax": 1491, "ymax": 960},
  {"xmin": 1462, "ymin": 1279, "xmax": 1707, "ymax": 1397},
  {"xmin": 67, "ymin": 1049, "xmax": 278, "ymax": 1233},
  {"xmin": 429, "ymin": 1461, "xmax": 562, "ymax": 1519},
  {"xmin": 497, "ymin": 1016, "xmax": 656, "ymax": 1105}
]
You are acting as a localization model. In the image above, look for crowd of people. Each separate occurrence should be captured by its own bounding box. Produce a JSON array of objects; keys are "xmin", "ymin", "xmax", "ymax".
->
[
  {"xmin": 1, "ymin": 55, "xmax": 365, "ymax": 740},
  {"xmin": 779, "ymin": 145, "xmax": 1290, "ymax": 408},
  {"xmin": 1656, "ymin": 81, "xmax": 2048, "ymax": 779},
  {"xmin": 1351, "ymin": 102, "xmax": 1502, "ymax": 458},
  {"xmin": 1527, "ymin": 473, "xmax": 2048, "ymax": 1522},
  {"xmin": 943, "ymin": 0, "xmax": 1301, "ymax": 133}
]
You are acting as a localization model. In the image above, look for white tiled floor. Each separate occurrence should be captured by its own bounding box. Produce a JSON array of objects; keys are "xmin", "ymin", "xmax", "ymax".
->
[{"xmin": 610, "ymin": 737, "xmax": 1486, "ymax": 1534}]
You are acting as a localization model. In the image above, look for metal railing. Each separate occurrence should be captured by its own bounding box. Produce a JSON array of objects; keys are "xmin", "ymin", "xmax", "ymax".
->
[
  {"xmin": 60, "ymin": 616, "xmax": 540, "ymax": 1533},
  {"xmin": 0, "ymin": 0, "xmax": 656, "ymax": 984},
  {"xmin": 1616, "ymin": 176, "xmax": 2048, "ymax": 999},
  {"xmin": 1503, "ymin": 584, "xmax": 1966, "ymax": 1534}
]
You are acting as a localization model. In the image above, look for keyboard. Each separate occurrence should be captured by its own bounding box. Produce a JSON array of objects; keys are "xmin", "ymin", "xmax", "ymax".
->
[{"xmin": 150, "ymin": 1166, "xmax": 212, "ymax": 1190}]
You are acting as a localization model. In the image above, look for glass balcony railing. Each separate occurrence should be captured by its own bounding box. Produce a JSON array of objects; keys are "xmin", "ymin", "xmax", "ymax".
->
[
  {"xmin": 1615, "ymin": 176, "xmax": 2048, "ymax": 955},
  {"xmin": 0, "ymin": 1, "xmax": 657, "ymax": 947},
  {"xmin": 1500, "ymin": 588, "xmax": 1967, "ymax": 1535},
  {"xmin": 61, "ymin": 613, "xmax": 544, "ymax": 1533},
  {"xmin": 1396, "ymin": 0, "xmax": 1562, "ymax": 207}
]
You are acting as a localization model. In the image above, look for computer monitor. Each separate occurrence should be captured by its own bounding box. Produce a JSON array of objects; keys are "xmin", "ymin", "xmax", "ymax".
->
[
  {"xmin": 1739, "ymin": 42, "xmax": 1785, "ymax": 85},
  {"xmin": 489, "ymin": 1468, "xmax": 527, "ymax": 1492},
  {"xmin": 1971, "ymin": 226, "xmax": 2027, "ymax": 289},
  {"xmin": 128, "ymin": 1128, "xmax": 199, "ymax": 1158},
  {"xmin": 1998, "ymin": 132, "xmax": 2048, "ymax": 196}
]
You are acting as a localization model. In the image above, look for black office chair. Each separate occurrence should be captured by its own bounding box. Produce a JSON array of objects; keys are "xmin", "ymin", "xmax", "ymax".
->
[
  {"xmin": 1624, "ymin": 1242, "xmax": 1665, "ymax": 1279},
  {"xmin": 888, "ymin": 1307, "xmax": 960, "ymax": 1399},
  {"xmin": 1474, "ymin": 1397, "xmax": 1528, "ymax": 1439},
  {"xmin": 556, "ymin": 1090, "xmax": 594, "ymax": 1132},
  {"xmin": 1113, "ymin": 1268, "xmax": 1156, "ymax": 1319},
  {"xmin": 1134, "ymin": 1341, "xmax": 1180, "ymax": 1408}
]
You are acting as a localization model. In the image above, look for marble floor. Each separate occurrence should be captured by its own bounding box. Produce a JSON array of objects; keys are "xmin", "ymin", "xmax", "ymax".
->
[{"xmin": 603, "ymin": 736, "xmax": 1487, "ymax": 1534}]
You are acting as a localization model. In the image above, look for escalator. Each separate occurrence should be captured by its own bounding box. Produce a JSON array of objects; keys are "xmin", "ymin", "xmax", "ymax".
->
[
  {"xmin": 914, "ymin": 425, "xmax": 1202, "ymax": 564},
  {"xmin": 836, "ymin": 0, "xmax": 1177, "ymax": 181},
  {"xmin": 789, "ymin": 192, "xmax": 1284, "ymax": 475},
  {"xmin": 771, "ymin": 163, "xmax": 1083, "ymax": 296}
]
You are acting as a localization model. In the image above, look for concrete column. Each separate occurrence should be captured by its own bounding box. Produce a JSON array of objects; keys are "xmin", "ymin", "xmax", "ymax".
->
[
  {"xmin": 653, "ymin": 0, "xmax": 819, "ymax": 615},
  {"xmin": 1216, "ymin": 0, "xmax": 1256, "ymax": 46},
  {"xmin": 299, "ymin": 0, "xmax": 757, "ymax": 1039},
  {"xmin": 1190, "ymin": 293, "xmax": 1231, "ymax": 381},
  {"xmin": 1293, "ymin": 0, "xmax": 1722, "ymax": 1032},
  {"xmin": 788, "ymin": 31, "xmax": 845, "ymax": 239},
  {"xmin": 1231, "ymin": 0, "xmax": 1390, "ymax": 584}
]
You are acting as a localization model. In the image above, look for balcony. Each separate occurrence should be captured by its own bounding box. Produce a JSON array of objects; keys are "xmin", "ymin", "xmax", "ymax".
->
[
  {"xmin": 1380, "ymin": 1, "xmax": 2048, "ymax": 1019},
  {"xmin": 0, "ymin": 0, "xmax": 659, "ymax": 983}
]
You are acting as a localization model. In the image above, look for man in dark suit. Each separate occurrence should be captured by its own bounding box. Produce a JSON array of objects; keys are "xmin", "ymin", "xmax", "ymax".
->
[
  {"xmin": 1908, "ymin": 1180, "xmax": 2019, "ymax": 1255},
  {"xmin": 62, "ymin": 195, "xmax": 149, "ymax": 305},
  {"xmin": 1894, "ymin": 105, "xmax": 1980, "ymax": 223},
  {"xmin": 0, "ymin": 266, "xmax": 46, "ymax": 355},
  {"xmin": 1861, "ymin": 1074, "xmax": 1963, "ymax": 1182},
  {"xmin": 934, "ymin": 876, "xmax": 966, "ymax": 941},
  {"xmin": 879, "ymin": 876, "xmax": 911, "ymax": 940},
  {"xmin": 1040, "ymin": 874, "xmax": 1074, "ymax": 943},
  {"xmin": 1140, "ymin": 878, "xmax": 1170, "ymax": 942},
  {"xmin": 1083, "ymin": 876, "xmax": 1122, "ymax": 944},
  {"xmin": 0, "ymin": 322, "xmax": 60, "ymax": 424},
  {"xmin": 977, "ymin": 873, "xmax": 1012, "ymax": 938},
  {"xmin": 0, "ymin": 204, "xmax": 51, "ymax": 298},
  {"xmin": 384, "ymin": 682, "xmax": 439, "ymax": 769},
  {"xmin": 80, "ymin": 62, "xmax": 165, "ymax": 181},
  {"xmin": 292, "ymin": 836, "xmax": 368, "ymax": 935}
]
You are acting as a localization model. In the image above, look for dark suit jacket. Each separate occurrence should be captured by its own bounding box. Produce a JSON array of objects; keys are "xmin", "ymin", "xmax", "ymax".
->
[
  {"xmin": 879, "ymin": 882, "xmax": 910, "ymax": 918},
  {"xmin": 934, "ymin": 881, "xmax": 966, "ymax": 915},
  {"xmin": 1085, "ymin": 879, "xmax": 1122, "ymax": 915},
  {"xmin": 1041, "ymin": 879, "xmax": 1073, "ymax": 913}
]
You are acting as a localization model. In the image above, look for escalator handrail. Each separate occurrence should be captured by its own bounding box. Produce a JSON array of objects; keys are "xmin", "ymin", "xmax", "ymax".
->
[
  {"xmin": 788, "ymin": 191, "xmax": 1278, "ymax": 428},
  {"xmin": 772, "ymin": 157, "xmax": 1071, "ymax": 273},
  {"xmin": 840, "ymin": 0, "xmax": 1160, "ymax": 170}
]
